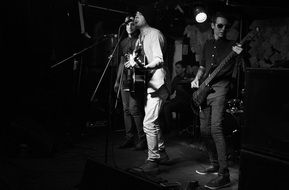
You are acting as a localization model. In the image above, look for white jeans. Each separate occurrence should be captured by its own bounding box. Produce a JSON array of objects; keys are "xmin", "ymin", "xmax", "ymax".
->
[{"xmin": 143, "ymin": 93, "xmax": 165, "ymax": 161}]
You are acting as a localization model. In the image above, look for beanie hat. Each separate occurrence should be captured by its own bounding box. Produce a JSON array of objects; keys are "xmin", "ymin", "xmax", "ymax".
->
[{"xmin": 137, "ymin": 4, "xmax": 156, "ymax": 26}]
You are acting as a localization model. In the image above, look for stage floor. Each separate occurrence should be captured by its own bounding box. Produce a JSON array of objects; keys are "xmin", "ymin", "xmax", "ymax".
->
[{"xmin": 1, "ymin": 124, "xmax": 240, "ymax": 190}]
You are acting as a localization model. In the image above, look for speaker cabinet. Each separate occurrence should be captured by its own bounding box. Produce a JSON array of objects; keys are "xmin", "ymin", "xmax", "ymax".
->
[
  {"xmin": 79, "ymin": 159, "xmax": 169, "ymax": 190},
  {"xmin": 238, "ymin": 149, "xmax": 289, "ymax": 190},
  {"xmin": 239, "ymin": 68, "xmax": 289, "ymax": 190},
  {"xmin": 243, "ymin": 68, "xmax": 289, "ymax": 159}
]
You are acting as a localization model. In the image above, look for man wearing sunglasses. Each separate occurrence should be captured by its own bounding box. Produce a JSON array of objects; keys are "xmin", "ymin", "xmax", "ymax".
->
[{"xmin": 191, "ymin": 12, "xmax": 242, "ymax": 189}]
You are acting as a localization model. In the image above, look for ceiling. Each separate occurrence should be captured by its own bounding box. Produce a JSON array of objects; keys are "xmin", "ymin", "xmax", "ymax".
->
[
  {"xmin": 83, "ymin": 0, "xmax": 288, "ymax": 16},
  {"xmin": 80, "ymin": 0, "xmax": 288, "ymax": 39}
]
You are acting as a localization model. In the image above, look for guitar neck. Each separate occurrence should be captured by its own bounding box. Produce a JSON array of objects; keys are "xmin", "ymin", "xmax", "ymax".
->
[
  {"xmin": 199, "ymin": 27, "xmax": 259, "ymax": 89},
  {"xmin": 199, "ymin": 51, "xmax": 236, "ymax": 89}
]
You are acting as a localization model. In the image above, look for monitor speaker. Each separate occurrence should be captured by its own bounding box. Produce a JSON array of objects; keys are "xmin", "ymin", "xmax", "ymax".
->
[{"xmin": 239, "ymin": 68, "xmax": 289, "ymax": 190}]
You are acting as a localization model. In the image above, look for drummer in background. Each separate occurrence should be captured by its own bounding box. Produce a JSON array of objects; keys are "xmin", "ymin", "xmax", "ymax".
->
[
  {"xmin": 159, "ymin": 60, "xmax": 195, "ymax": 134},
  {"xmin": 186, "ymin": 63, "xmax": 199, "ymax": 79}
]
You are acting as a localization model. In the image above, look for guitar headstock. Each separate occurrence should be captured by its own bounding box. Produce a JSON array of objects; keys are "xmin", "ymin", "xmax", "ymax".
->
[
  {"xmin": 239, "ymin": 26, "xmax": 260, "ymax": 45},
  {"xmin": 252, "ymin": 26, "xmax": 260, "ymax": 37}
]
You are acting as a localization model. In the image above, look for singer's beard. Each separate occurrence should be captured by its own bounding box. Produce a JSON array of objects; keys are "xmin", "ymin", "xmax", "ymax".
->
[
  {"xmin": 134, "ymin": 24, "xmax": 140, "ymax": 29},
  {"xmin": 134, "ymin": 21, "xmax": 143, "ymax": 29}
]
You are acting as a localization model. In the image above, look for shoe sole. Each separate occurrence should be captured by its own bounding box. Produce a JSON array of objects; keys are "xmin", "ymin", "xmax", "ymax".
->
[
  {"xmin": 145, "ymin": 169, "xmax": 160, "ymax": 175},
  {"xmin": 158, "ymin": 157, "xmax": 170, "ymax": 165},
  {"xmin": 195, "ymin": 170, "xmax": 218, "ymax": 175},
  {"xmin": 204, "ymin": 182, "xmax": 230, "ymax": 190},
  {"xmin": 130, "ymin": 166, "xmax": 160, "ymax": 174}
]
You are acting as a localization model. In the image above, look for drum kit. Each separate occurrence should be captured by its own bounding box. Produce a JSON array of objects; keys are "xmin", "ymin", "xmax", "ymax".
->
[
  {"xmin": 223, "ymin": 58, "xmax": 246, "ymax": 160},
  {"xmin": 224, "ymin": 88, "xmax": 245, "ymax": 161}
]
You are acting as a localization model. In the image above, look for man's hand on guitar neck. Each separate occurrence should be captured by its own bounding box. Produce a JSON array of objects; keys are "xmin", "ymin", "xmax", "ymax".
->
[
  {"xmin": 191, "ymin": 66, "xmax": 205, "ymax": 88},
  {"xmin": 124, "ymin": 53, "xmax": 135, "ymax": 68},
  {"xmin": 124, "ymin": 53, "xmax": 145, "ymax": 69},
  {"xmin": 232, "ymin": 43, "xmax": 243, "ymax": 54},
  {"xmin": 191, "ymin": 78, "xmax": 199, "ymax": 88}
]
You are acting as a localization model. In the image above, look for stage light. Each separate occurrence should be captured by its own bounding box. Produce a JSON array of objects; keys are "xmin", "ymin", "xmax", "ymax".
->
[{"xmin": 194, "ymin": 6, "xmax": 207, "ymax": 23}]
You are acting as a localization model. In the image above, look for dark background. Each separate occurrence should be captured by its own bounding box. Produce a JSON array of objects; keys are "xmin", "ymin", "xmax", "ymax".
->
[{"xmin": 2, "ymin": 0, "xmax": 288, "ymax": 152}]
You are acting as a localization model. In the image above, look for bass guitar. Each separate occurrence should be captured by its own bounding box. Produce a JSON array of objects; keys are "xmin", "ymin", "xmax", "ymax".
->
[{"xmin": 191, "ymin": 27, "xmax": 260, "ymax": 115}]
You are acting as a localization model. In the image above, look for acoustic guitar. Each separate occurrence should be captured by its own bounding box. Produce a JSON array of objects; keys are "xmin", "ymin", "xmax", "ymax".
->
[{"xmin": 125, "ymin": 40, "xmax": 147, "ymax": 93}]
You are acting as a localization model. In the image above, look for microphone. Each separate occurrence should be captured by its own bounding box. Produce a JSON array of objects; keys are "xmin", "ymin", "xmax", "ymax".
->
[
  {"xmin": 103, "ymin": 34, "xmax": 118, "ymax": 38},
  {"xmin": 121, "ymin": 18, "xmax": 134, "ymax": 25}
]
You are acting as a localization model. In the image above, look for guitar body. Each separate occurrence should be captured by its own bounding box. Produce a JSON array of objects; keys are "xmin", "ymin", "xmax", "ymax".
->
[
  {"xmin": 191, "ymin": 85, "xmax": 211, "ymax": 115},
  {"xmin": 126, "ymin": 42, "xmax": 147, "ymax": 93},
  {"xmin": 132, "ymin": 68, "xmax": 146, "ymax": 93}
]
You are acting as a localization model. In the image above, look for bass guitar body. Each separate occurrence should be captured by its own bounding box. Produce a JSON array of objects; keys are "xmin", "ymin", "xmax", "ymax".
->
[{"xmin": 191, "ymin": 85, "xmax": 212, "ymax": 115}]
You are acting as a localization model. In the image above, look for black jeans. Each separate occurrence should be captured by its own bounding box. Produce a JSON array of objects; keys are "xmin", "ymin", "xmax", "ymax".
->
[
  {"xmin": 199, "ymin": 95, "xmax": 229, "ymax": 175},
  {"xmin": 121, "ymin": 89, "xmax": 145, "ymax": 142}
]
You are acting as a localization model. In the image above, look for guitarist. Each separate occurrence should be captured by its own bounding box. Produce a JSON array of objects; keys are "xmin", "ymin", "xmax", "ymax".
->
[
  {"xmin": 114, "ymin": 16, "xmax": 146, "ymax": 151},
  {"xmin": 191, "ymin": 12, "xmax": 243, "ymax": 189},
  {"xmin": 127, "ymin": 4, "xmax": 170, "ymax": 174}
]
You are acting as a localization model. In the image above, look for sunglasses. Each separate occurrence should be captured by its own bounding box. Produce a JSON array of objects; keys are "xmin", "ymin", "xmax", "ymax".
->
[{"xmin": 216, "ymin": 23, "xmax": 229, "ymax": 29}]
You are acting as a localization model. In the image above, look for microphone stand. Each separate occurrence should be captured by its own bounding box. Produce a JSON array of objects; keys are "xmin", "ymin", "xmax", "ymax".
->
[
  {"xmin": 90, "ymin": 24, "xmax": 125, "ymax": 164},
  {"xmin": 50, "ymin": 36, "xmax": 107, "ymax": 142},
  {"xmin": 114, "ymin": 67, "xmax": 124, "ymax": 109},
  {"xmin": 89, "ymin": 32, "xmax": 124, "ymax": 102},
  {"xmin": 50, "ymin": 37, "xmax": 106, "ymax": 69}
]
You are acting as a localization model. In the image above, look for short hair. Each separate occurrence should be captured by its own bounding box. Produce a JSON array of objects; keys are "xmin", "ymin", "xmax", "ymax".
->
[
  {"xmin": 124, "ymin": 15, "xmax": 134, "ymax": 23},
  {"xmin": 175, "ymin": 61, "xmax": 186, "ymax": 68}
]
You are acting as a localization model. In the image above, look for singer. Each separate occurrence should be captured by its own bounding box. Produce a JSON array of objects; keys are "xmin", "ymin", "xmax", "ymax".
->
[
  {"xmin": 128, "ymin": 5, "xmax": 170, "ymax": 174},
  {"xmin": 114, "ymin": 16, "xmax": 147, "ymax": 150}
]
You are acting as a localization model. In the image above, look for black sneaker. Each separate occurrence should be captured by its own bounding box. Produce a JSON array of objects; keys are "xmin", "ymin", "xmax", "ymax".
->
[
  {"xmin": 158, "ymin": 150, "xmax": 170, "ymax": 165},
  {"xmin": 118, "ymin": 138, "xmax": 134, "ymax": 149},
  {"xmin": 132, "ymin": 160, "xmax": 159, "ymax": 174},
  {"xmin": 204, "ymin": 174, "xmax": 230, "ymax": 190},
  {"xmin": 195, "ymin": 165, "xmax": 219, "ymax": 175}
]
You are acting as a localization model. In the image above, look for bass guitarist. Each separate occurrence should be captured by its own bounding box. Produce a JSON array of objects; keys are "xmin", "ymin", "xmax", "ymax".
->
[{"xmin": 190, "ymin": 12, "xmax": 243, "ymax": 189}]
